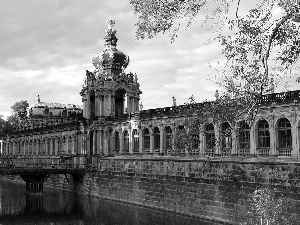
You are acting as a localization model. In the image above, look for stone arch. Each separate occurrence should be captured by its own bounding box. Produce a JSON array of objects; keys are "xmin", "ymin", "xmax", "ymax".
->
[
  {"xmin": 143, "ymin": 127, "xmax": 150, "ymax": 152},
  {"xmin": 237, "ymin": 120, "xmax": 250, "ymax": 156},
  {"xmin": 164, "ymin": 126, "xmax": 173, "ymax": 150},
  {"xmin": 132, "ymin": 129, "xmax": 139, "ymax": 153},
  {"xmin": 256, "ymin": 118, "xmax": 270, "ymax": 157},
  {"xmin": 220, "ymin": 122, "xmax": 232, "ymax": 155},
  {"xmin": 276, "ymin": 117, "xmax": 292, "ymax": 156},
  {"xmin": 153, "ymin": 126, "xmax": 160, "ymax": 148},
  {"xmin": 113, "ymin": 130, "xmax": 120, "ymax": 154},
  {"xmin": 115, "ymin": 89, "xmax": 127, "ymax": 116}
]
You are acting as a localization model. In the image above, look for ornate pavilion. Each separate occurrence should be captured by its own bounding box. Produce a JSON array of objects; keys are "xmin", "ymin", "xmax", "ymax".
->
[{"xmin": 1, "ymin": 18, "xmax": 300, "ymax": 165}]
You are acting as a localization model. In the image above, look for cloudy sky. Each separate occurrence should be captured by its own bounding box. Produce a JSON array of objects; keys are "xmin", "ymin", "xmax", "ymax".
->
[{"xmin": 0, "ymin": 0, "xmax": 298, "ymax": 118}]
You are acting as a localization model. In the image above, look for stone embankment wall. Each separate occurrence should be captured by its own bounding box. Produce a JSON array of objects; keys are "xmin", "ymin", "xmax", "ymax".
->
[{"xmin": 4, "ymin": 157, "xmax": 300, "ymax": 224}]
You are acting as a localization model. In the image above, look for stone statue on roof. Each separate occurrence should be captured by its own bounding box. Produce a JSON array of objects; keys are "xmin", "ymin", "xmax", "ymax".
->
[
  {"xmin": 172, "ymin": 96, "xmax": 176, "ymax": 107},
  {"xmin": 139, "ymin": 102, "xmax": 143, "ymax": 111}
]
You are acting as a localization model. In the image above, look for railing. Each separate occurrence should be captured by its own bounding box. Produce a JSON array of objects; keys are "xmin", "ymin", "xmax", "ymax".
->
[
  {"xmin": 204, "ymin": 148, "xmax": 215, "ymax": 156},
  {"xmin": 138, "ymin": 90, "xmax": 300, "ymax": 120},
  {"xmin": 221, "ymin": 148, "xmax": 231, "ymax": 157},
  {"xmin": 278, "ymin": 149, "xmax": 292, "ymax": 157},
  {"xmin": 257, "ymin": 148, "xmax": 270, "ymax": 157},
  {"xmin": 238, "ymin": 148, "xmax": 250, "ymax": 156},
  {"xmin": 257, "ymin": 90, "xmax": 300, "ymax": 105}
]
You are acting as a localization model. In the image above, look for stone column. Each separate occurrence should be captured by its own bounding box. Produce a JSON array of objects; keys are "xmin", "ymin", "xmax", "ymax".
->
[
  {"xmin": 3, "ymin": 141, "xmax": 6, "ymax": 156},
  {"xmin": 214, "ymin": 124, "xmax": 220, "ymax": 155},
  {"xmin": 250, "ymin": 123, "xmax": 256, "ymax": 156},
  {"xmin": 86, "ymin": 95, "xmax": 91, "ymax": 119},
  {"xmin": 103, "ymin": 95, "xmax": 109, "ymax": 116},
  {"xmin": 12, "ymin": 141, "xmax": 16, "ymax": 156},
  {"xmin": 54, "ymin": 137, "xmax": 58, "ymax": 155},
  {"xmin": 36, "ymin": 139, "xmax": 39, "ymax": 155},
  {"xmin": 292, "ymin": 117, "xmax": 298, "ymax": 158},
  {"xmin": 129, "ymin": 129, "xmax": 133, "ymax": 154},
  {"xmin": 150, "ymin": 128, "xmax": 154, "ymax": 154},
  {"xmin": 108, "ymin": 95, "xmax": 112, "ymax": 116},
  {"xmin": 127, "ymin": 94, "xmax": 132, "ymax": 114},
  {"xmin": 95, "ymin": 94, "xmax": 101, "ymax": 117},
  {"xmin": 103, "ymin": 131, "xmax": 107, "ymax": 155},
  {"xmin": 44, "ymin": 139, "xmax": 48, "ymax": 155},
  {"xmin": 160, "ymin": 129, "xmax": 164, "ymax": 154},
  {"xmin": 93, "ymin": 131, "xmax": 96, "ymax": 155},
  {"xmin": 119, "ymin": 131, "xmax": 124, "ymax": 155},
  {"xmin": 49, "ymin": 138, "xmax": 53, "ymax": 155},
  {"xmin": 65, "ymin": 136, "xmax": 69, "ymax": 155},
  {"xmin": 139, "ymin": 128, "xmax": 143, "ymax": 153},
  {"xmin": 23, "ymin": 141, "xmax": 26, "ymax": 156},
  {"xmin": 269, "ymin": 117, "xmax": 276, "ymax": 156},
  {"xmin": 97, "ymin": 130, "xmax": 102, "ymax": 154},
  {"xmin": 82, "ymin": 98, "xmax": 87, "ymax": 118},
  {"xmin": 81, "ymin": 133, "xmax": 86, "ymax": 155},
  {"xmin": 72, "ymin": 135, "xmax": 76, "ymax": 154},
  {"xmin": 99, "ymin": 95, "xmax": 103, "ymax": 117},
  {"xmin": 2, "ymin": 142, "xmax": 5, "ymax": 156},
  {"xmin": 232, "ymin": 124, "xmax": 237, "ymax": 155},
  {"xmin": 111, "ymin": 95, "xmax": 115, "ymax": 117},
  {"xmin": 199, "ymin": 129, "xmax": 205, "ymax": 156},
  {"xmin": 27, "ymin": 140, "xmax": 30, "ymax": 155}
]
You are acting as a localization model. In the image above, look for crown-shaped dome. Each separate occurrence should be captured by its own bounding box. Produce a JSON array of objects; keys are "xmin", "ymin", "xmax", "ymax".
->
[{"xmin": 92, "ymin": 18, "xmax": 129, "ymax": 72}]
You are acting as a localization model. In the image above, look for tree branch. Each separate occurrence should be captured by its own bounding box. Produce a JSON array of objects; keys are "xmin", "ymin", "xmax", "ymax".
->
[{"xmin": 261, "ymin": 14, "xmax": 291, "ymax": 95}]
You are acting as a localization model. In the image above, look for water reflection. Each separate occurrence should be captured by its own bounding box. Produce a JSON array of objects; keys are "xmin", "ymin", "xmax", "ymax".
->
[{"xmin": 0, "ymin": 179, "xmax": 221, "ymax": 225}]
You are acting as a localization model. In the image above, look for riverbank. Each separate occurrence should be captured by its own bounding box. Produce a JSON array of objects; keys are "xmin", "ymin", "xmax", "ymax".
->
[{"xmin": 3, "ymin": 156, "xmax": 300, "ymax": 224}]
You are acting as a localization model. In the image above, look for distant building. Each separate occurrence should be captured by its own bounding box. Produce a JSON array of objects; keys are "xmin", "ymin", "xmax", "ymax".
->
[{"xmin": 1, "ymin": 19, "xmax": 299, "ymax": 165}]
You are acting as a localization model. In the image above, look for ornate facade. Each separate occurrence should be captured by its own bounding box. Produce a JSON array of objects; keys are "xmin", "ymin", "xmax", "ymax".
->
[{"xmin": 1, "ymin": 19, "xmax": 300, "ymax": 165}]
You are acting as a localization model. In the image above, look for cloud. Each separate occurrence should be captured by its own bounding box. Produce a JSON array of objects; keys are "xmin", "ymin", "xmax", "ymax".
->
[{"xmin": 0, "ymin": 0, "xmax": 229, "ymax": 118}]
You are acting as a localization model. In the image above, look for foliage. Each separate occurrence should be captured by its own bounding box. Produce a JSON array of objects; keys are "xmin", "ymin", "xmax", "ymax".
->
[
  {"xmin": 0, "ymin": 100, "xmax": 29, "ymax": 138},
  {"xmin": 131, "ymin": 0, "xmax": 300, "ymax": 92},
  {"xmin": 131, "ymin": 0, "xmax": 300, "ymax": 155},
  {"xmin": 173, "ymin": 93, "xmax": 255, "ymax": 154},
  {"xmin": 130, "ymin": 0, "xmax": 208, "ymax": 41},
  {"xmin": 243, "ymin": 187, "xmax": 297, "ymax": 225}
]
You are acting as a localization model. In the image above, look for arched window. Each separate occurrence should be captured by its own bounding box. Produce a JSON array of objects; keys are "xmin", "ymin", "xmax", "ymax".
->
[
  {"xmin": 153, "ymin": 127, "xmax": 160, "ymax": 150},
  {"xmin": 278, "ymin": 118, "xmax": 292, "ymax": 151},
  {"xmin": 238, "ymin": 121, "xmax": 250, "ymax": 156},
  {"xmin": 205, "ymin": 123, "xmax": 215, "ymax": 149},
  {"xmin": 115, "ymin": 131, "xmax": 120, "ymax": 153},
  {"xmin": 165, "ymin": 126, "xmax": 172, "ymax": 149},
  {"xmin": 192, "ymin": 133, "xmax": 199, "ymax": 149},
  {"xmin": 132, "ymin": 129, "xmax": 139, "ymax": 153},
  {"xmin": 257, "ymin": 119, "xmax": 270, "ymax": 148},
  {"xmin": 143, "ymin": 128, "xmax": 150, "ymax": 150},
  {"xmin": 124, "ymin": 130, "xmax": 129, "ymax": 153},
  {"xmin": 221, "ymin": 122, "xmax": 232, "ymax": 150},
  {"xmin": 115, "ymin": 89, "xmax": 126, "ymax": 116}
]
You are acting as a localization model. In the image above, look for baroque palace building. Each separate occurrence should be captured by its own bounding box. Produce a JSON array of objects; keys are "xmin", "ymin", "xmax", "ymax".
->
[{"xmin": 1, "ymin": 18, "xmax": 300, "ymax": 165}]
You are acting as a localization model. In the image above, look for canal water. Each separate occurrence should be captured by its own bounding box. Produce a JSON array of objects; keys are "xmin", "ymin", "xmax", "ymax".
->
[{"xmin": 0, "ymin": 179, "xmax": 222, "ymax": 225}]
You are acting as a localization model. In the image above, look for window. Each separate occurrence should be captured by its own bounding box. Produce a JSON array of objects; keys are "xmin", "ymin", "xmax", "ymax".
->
[
  {"xmin": 115, "ymin": 131, "xmax": 120, "ymax": 153},
  {"xmin": 124, "ymin": 130, "xmax": 129, "ymax": 153},
  {"xmin": 192, "ymin": 133, "xmax": 199, "ymax": 149},
  {"xmin": 221, "ymin": 122, "xmax": 232, "ymax": 149},
  {"xmin": 154, "ymin": 127, "xmax": 160, "ymax": 149},
  {"xmin": 143, "ymin": 128, "xmax": 150, "ymax": 150},
  {"xmin": 205, "ymin": 123, "xmax": 215, "ymax": 149},
  {"xmin": 132, "ymin": 129, "xmax": 139, "ymax": 153},
  {"xmin": 278, "ymin": 118, "xmax": 292, "ymax": 149},
  {"xmin": 239, "ymin": 121, "xmax": 250, "ymax": 149},
  {"xmin": 257, "ymin": 119, "xmax": 270, "ymax": 148},
  {"xmin": 165, "ymin": 126, "xmax": 172, "ymax": 149}
]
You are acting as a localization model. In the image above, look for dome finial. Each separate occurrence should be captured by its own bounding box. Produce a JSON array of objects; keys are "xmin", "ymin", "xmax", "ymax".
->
[{"xmin": 105, "ymin": 17, "xmax": 116, "ymax": 36}]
